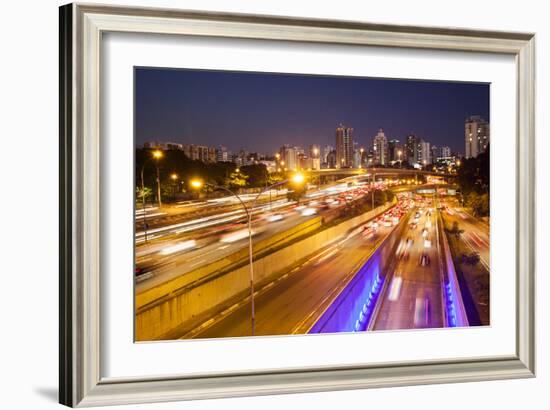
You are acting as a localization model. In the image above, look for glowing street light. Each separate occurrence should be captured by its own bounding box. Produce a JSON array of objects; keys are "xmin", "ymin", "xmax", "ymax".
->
[
  {"xmin": 190, "ymin": 179, "xmax": 203, "ymax": 189},
  {"xmin": 291, "ymin": 172, "xmax": 305, "ymax": 185},
  {"xmin": 139, "ymin": 149, "xmax": 164, "ymax": 242}
]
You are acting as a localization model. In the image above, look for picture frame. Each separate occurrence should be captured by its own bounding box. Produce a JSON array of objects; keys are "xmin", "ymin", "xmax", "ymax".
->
[{"xmin": 59, "ymin": 3, "xmax": 535, "ymax": 407}]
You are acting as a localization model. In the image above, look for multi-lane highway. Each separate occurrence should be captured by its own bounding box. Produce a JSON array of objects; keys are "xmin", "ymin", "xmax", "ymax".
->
[
  {"xmin": 371, "ymin": 206, "xmax": 445, "ymax": 330},
  {"xmin": 441, "ymin": 203, "xmax": 490, "ymax": 270},
  {"xmin": 185, "ymin": 207, "xmax": 403, "ymax": 338},
  {"xmin": 135, "ymin": 179, "xmax": 380, "ymax": 292},
  {"xmin": 134, "ymin": 175, "xmax": 487, "ymax": 339}
]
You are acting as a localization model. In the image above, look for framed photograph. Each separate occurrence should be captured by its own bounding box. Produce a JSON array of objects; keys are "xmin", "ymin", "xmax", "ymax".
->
[{"xmin": 60, "ymin": 3, "xmax": 535, "ymax": 407}]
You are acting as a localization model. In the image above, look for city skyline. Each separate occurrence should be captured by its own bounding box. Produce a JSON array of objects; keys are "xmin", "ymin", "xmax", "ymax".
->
[{"xmin": 135, "ymin": 68, "xmax": 490, "ymax": 155}]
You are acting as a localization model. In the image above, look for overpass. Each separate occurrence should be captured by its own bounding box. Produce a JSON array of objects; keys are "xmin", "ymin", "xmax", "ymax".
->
[{"xmin": 308, "ymin": 167, "xmax": 453, "ymax": 178}]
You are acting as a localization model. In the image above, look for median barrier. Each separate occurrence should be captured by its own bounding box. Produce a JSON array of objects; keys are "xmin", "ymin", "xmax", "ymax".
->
[{"xmin": 308, "ymin": 210, "xmax": 409, "ymax": 334}]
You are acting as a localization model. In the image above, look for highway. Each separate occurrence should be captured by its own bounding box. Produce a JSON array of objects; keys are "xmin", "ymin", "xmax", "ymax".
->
[
  {"xmin": 441, "ymin": 202, "xmax": 490, "ymax": 270},
  {"xmin": 185, "ymin": 209, "xmax": 403, "ymax": 338},
  {"xmin": 135, "ymin": 178, "xmax": 380, "ymax": 292},
  {"xmin": 133, "ymin": 177, "xmax": 483, "ymax": 339},
  {"xmin": 371, "ymin": 205, "xmax": 445, "ymax": 330}
]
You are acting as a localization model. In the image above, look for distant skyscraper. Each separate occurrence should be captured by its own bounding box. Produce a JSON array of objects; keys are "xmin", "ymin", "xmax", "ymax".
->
[
  {"xmin": 372, "ymin": 128, "xmax": 389, "ymax": 166},
  {"xmin": 465, "ymin": 115, "xmax": 490, "ymax": 158},
  {"xmin": 335, "ymin": 124, "xmax": 354, "ymax": 168},
  {"xmin": 326, "ymin": 150, "xmax": 337, "ymax": 169},
  {"xmin": 322, "ymin": 145, "xmax": 334, "ymax": 168},
  {"xmin": 419, "ymin": 140, "xmax": 431, "ymax": 165},
  {"xmin": 388, "ymin": 139, "xmax": 402, "ymax": 163},
  {"xmin": 405, "ymin": 134, "xmax": 420, "ymax": 165},
  {"xmin": 279, "ymin": 144, "xmax": 298, "ymax": 170},
  {"xmin": 440, "ymin": 146, "xmax": 451, "ymax": 159},
  {"xmin": 309, "ymin": 144, "xmax": 321, "ymax": 170},
  {"xmin": 352, "ymin": 150, "xmax": 361, "ymax": 168},
  {"xmin": 216, "ymin": 146, "xmax": 229, "ymax": 162},
  {"xmin": 431, "ymin": 145, "xmax": 438, "ymax": 163}
]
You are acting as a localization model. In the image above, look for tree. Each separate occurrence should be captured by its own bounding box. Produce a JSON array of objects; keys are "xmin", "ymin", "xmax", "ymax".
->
[
  {"xmin": 240, "ymin": 164, "xmax": 269, "ymax": 187},
  {"xmin": 225, "ymin": 171, "xmax": 248, "ymax": 190},
  {"xmin": 136, "ymin": 186, "xmax": 152, "ymax": 207}
]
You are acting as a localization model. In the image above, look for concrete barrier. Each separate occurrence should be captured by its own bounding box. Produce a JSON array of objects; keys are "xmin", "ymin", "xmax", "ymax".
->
[
  {"xmin": 136, "ymin": 215, "xmax": 323, "ymax": 308},
  {"xmin": 438, "ymin": 213, "xmax": 469, "ymax": 327},
  {"xmin": 136, "ymin": 200, "xmax": 397, "ymax": 340}
]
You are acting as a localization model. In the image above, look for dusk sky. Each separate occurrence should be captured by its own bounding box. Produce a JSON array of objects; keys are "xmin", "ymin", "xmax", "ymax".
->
[{"xmin": 135, "ymin": 67, "xmax": 489, "ymax": 154}]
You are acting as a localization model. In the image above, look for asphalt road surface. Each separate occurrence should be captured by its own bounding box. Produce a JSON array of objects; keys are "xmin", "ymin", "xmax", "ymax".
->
[
  {"xmin": 187, "ymin": 220, "xmax": 398, "ymax": 338},
  {"xmin": 372, "ymin": 206, "xmax": 445, "ymax": 330}
]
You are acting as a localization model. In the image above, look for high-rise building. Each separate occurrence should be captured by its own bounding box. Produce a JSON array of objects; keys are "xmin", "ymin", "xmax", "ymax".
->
[
  {"xmin": 372, "ymin": 128, "xmax": 389, "ymax": 166},
  {"xmin": 322, "ymin": 145, "xmax": 334, "ymax": 168},
  {"xmin": 309, "ymin": 144, "xmax": 321, "ymax": 170},
  {"xmin": 335, "ymin": 124, "xmax": 354, "ymax": 168},
  {"xmin": 216, "ymin": 146, "xmax": 230, "ymax": 162},
  {"xmin": 182, "ymin": 144, "xmax": 209, "ymax": 161},
  {"xmin": 419, "ymin": 140, "xmax": 431, "ymax": 165},
  {"xmin": 405, "ymin": 134, "xmax": 420, "ymax": 165},
  {"xmin": 388, "ymin": 139, "xmax": 402, "ymax": 163},
  {"xmin": 465, "ymin": 115, "xmax": 490, "ymax": 158},
  {"xmin": 440, "ymin": 146, "xmax": 451, "ymax": 159},
  {"xmin": 326, "ymin": 150, "xmax": 337, "ymax": 169},
  {"xmin": 279, "ymin": 144, "xmax": 298, "ymax": 171}
]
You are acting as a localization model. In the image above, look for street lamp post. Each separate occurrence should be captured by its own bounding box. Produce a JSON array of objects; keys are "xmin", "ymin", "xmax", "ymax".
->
[
  {"xmin": 171, "ymin": 173, "xmax": 178, "ymax": 201},
  {"xmin": 190, "ymin": 172, "xmax": 304, "ymax": 336},
  {"xmin": 139, "ymin": 149, "xmax": 163, "ymax": 243}
]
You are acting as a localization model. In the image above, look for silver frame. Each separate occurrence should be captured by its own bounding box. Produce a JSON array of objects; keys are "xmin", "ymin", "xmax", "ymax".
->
[{"xmin": 59, "ymin": 3, "xmax": 536, "ymax": 407}]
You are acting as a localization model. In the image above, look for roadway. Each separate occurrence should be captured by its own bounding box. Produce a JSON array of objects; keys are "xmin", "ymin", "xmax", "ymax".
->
[
  {"xmin": 441, "ymin": 201, "xmax": 490, "ymax": 270},
  {"xmin": 135, "ymin": 179, "xmax": 378, "ymax": 292},
  {"xmin": 371, "ymin": 205, "xmax": 445, "ymax": 330},
  {"xmin": 184, "ymin": 203, "xmax": 408, "ymax": 339}
]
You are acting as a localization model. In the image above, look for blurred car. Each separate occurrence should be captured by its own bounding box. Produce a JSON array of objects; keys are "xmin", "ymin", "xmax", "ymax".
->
[
  {"xmin": 301, "ymin": 207, "xmax": 317, "ymax": 217},
  {"xmin": 135, "ymin": 265, "xmax": 154, "ymax": 281},
  {"xmin": 266, "ymin": 214, "xmax": 284, "ymax": 222},
  {"xmin": 419, "ymin": 252, "xmax": 431, "ymax": 266}
]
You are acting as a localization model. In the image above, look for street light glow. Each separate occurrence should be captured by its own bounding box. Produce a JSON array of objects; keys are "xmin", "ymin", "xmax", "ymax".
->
[
  {"xmin": 291, "ymin": 172, "xmax": 305, "ymax": 185},
  {"xmin": 190, "ymin": 179, "xmax": 203, "ymax": 189},
  {"xmin": 171, "ymin": 173, "xmax": 178, "ymax": 180},
  {"xmin": 152, "ymin": 150, "xmax": 163, "ymax": 159}
]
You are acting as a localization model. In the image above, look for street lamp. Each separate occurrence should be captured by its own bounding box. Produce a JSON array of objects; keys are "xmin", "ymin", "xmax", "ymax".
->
[
  {"xmin": 189, "ymin": 173, "xmax": 305, "ymax": 336},
  {"xmin": 151, "ymin": 150, "xmax": 164, "ymax": 208},
  {"xmin": 171, "ymin": 173, "xmax": 178, "ymax": 200},
  {"xmin": 139, "ymin": 149, "xmax": 164, "ymax": 243}
]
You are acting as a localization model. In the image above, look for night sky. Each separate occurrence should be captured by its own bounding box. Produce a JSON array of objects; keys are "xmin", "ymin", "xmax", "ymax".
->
[{"xmin": 135, "ymin": 67, "xmax": 489, "ymax": 155}]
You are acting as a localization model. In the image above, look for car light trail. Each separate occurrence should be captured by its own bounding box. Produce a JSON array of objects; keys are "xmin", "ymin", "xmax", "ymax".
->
[{"xmin": 387, "ymin": 276, "xmax": 403, "ymax": 301}]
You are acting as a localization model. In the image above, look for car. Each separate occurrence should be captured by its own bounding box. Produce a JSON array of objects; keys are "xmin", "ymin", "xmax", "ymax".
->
[
  {"xmin": 419, "ymin": 252, "xmax": 431, "ymax": 266},
  {"xmin": 266, "ymin": 214, "xmax": 284, "ymax": 222},
  {"xmin": 135, "ymin": 265, "xmax": 155, "ymax": 281},
  {"xmin": 301, "ymin": 207, "xmax": 317, "ymax": 216}
]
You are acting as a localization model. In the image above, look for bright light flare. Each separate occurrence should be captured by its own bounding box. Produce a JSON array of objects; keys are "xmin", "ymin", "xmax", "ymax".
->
[
  {"xmin": 190, "ymin": 179, "xmax": 203, "ymax": 189},
  {"xmin": 291, "ymin": 172, "xmax": 305, "ymax": 185}
]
